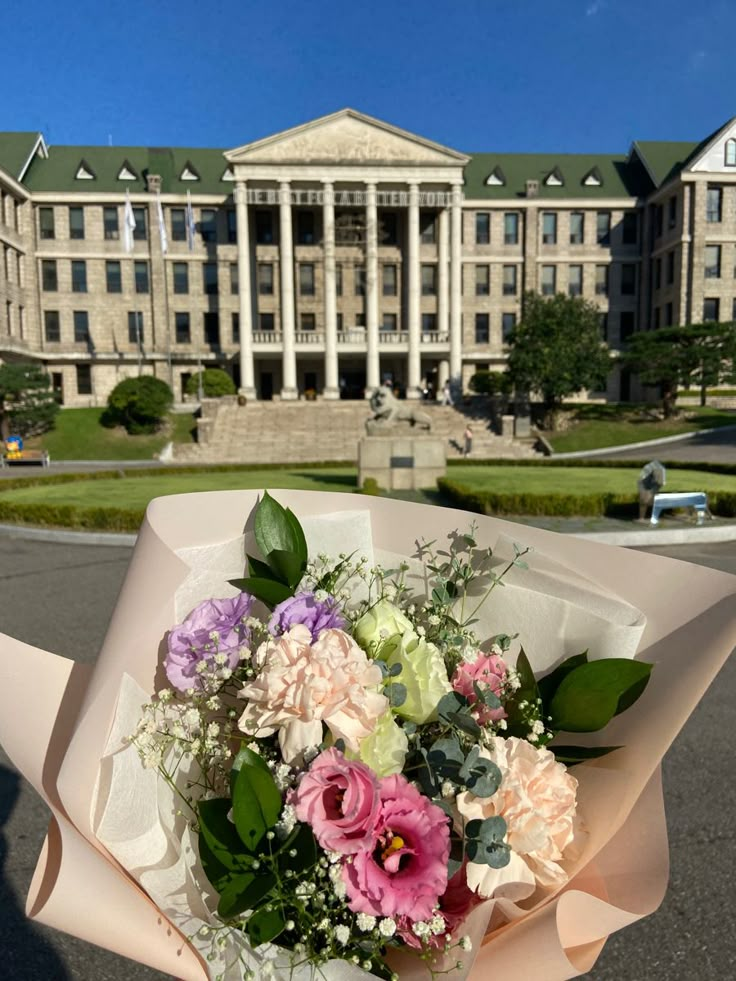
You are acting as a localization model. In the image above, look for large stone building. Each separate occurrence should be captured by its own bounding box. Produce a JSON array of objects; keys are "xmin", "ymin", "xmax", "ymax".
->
[{"xmin": 1, "ymin": 108, "xmax": 735, "ymax": 405}]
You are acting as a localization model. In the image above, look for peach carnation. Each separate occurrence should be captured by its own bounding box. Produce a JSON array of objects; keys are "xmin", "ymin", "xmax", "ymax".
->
[
  {"xmin": 456, "ymin": 735, "xmax": 579, "ymax": 901},
  {"xmin": 237, "ymin": 625, "xmax": 387, "ymax": 763}
]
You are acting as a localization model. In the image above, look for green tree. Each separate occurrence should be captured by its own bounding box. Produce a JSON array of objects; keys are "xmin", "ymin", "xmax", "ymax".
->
[
  {"xmin": 506, "ymin": 292, "xmax": 611, "ymax": 429},
  {"xmin": 186, "ymin": 368, "xmax": 236, "ymax": 398},
  {"xmin": 468, "ymin": 370, "xmax": 511, "ymax": 397},
  {"xmin": 0, "ymin": 362, "xmax": 59, "ymax": 441},
  {"xmin": 105, "ymin": 376, "xmax": 174, "ymax": 434}
]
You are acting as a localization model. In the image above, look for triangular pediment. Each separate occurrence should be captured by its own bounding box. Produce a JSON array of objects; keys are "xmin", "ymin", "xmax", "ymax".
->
[
  {"xmin": 688, "ymin": 116, "xmax": 736, "ymax": 173},
  {"xmin": 225, "ymin": 109, "xmax": 469, "ymax": 167}
]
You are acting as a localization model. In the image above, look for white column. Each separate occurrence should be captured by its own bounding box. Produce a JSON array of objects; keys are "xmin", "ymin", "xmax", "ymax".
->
[
  {"xmin": 235, "ymin": 182, "xmax": 256, "ymax": 398},
  {"xmin": 279, "ymin": 181, "xmax": 297, "ymax": 399},
  {"xmin": 438, "ymin": 206, "xmax": 449, "ymax": 338},
  {"xmin": 322, "ymin": 182, "xmax": 339, "ymax": 399},
  {"xmin": 449, "ymin": 183, "xmax": 463, "ymax": 393},
  {"xmin": 365, "ymin": 182, "xmax": 380, "ymax": 392},
  {"xmin": 407, "ymin": 181, "xmax": 421, "ymax": 398}
]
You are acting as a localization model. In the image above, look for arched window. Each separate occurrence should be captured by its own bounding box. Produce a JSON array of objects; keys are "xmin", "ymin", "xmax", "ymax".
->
[{"xmin": 725, "ymin": 139, "xmax": 736, "ymax": 167}]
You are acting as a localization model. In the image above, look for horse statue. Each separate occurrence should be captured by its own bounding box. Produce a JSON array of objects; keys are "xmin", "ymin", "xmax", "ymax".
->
[{"xmin": 365, "ymin": 388, "xmax": 432, "ymax": 434}]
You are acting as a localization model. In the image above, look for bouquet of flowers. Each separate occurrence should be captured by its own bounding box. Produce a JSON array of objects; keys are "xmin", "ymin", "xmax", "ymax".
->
[{"xmin": 0, "ymin": 488, "xmax": 734, "ymax": 981}]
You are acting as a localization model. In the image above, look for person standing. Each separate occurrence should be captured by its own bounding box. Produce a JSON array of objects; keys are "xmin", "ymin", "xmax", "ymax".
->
[
  {"xmin": 463, "ymin": 424, "xmax": 473, "ymax": 457},
  {"xmin": 442, "ymin": 380, "xmax": 453, "ymax": 406}
]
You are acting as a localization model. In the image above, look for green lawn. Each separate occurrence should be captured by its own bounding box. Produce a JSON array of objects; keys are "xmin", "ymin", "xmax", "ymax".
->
[
  {"xmin": 24, "ymin": 408, "xmax": 196, "ymax": 461},
  {"xmin": 547, "ymin": 405, "xmax": 736, "ymax": 453}
]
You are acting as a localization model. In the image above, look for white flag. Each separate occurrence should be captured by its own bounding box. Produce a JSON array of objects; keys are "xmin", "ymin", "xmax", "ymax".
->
[
  {"xmin": 186, "ymin": 190, "xmax": 196, "ymax": 251},
  {"xmin": 123, "ymin": 189, "xmax": 136, "ymax": 253},
  {"xmin": 156, "ymin": 192, "xmax": 168, "ymax": 254}
]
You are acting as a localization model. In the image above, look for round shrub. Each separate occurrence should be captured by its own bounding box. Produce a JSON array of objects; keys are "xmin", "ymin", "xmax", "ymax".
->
[
  {"xmin": 186, "ymin": 369, "xmax": 236, "ymax": 398},
  {"xmin": 105, "ymin": 376, "xmax": 174, "ymax": 434}
]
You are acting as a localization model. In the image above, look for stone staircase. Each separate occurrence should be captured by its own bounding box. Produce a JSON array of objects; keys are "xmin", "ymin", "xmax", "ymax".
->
[{"xmin": 172, "ymin": 399, "xmax": 541, "ymax": 465}]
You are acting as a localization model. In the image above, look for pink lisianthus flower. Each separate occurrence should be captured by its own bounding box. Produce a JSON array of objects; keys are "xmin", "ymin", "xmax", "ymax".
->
[
  {"xmin": 237, "ymin": 625, "xmax": 387, "ymax": 764},
  {"xmin": 293, "ymin": 748, "xmax": 380, "ymax": 854},
  {"xmin": 396, "ymin": 862, "xmax": 480, "ymax": 948},
  {"xmin": 451, "ymin": 651, "xmax": 508, "ymax": 725},
  {"xmin": 343, "ymin": 773, "xmax": 450, "ymax": 920}
]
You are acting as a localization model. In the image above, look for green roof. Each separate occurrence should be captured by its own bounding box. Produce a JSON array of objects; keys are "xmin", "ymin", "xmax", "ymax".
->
[
  {"xmin": 631, "ymin": 141, "xmax": 700, "ymax": 187},
  {"xmin": 463, "ymin": 152, "xmax": 652, "ymax": 200},
  {"xmin": 23, "ymin": 145, "xmax": 233, "ymax": 195},
  {"xmin": 0, "ymin": 132, "xmax": 44, "ymax": 182}
]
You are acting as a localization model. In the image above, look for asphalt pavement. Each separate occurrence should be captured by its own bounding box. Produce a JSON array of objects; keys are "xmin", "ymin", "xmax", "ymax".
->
[{"xmin": 0, "ymin": 534, "xmax": 734, "ymax": 980}]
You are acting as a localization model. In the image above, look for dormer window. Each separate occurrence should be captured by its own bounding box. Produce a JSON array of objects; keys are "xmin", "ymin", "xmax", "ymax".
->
[
  {"xmin": 725, "ymin": 139, "xmax": 736, "ymax": 167},
  {"xmin": 582, "ymin": 166, "xmax": 603, "ymax": 186},
  {"xmin": 544, "ymin": 167, "xmax": 564, "ymax": 187},
  {"xmin": 180, "ymin": 161, "xmax": 200, "ymax": 181},
  {"xmin": 221, "ymin": 167, "xmax": 235, "ymax": 182},
  {"xmin": 75, "ymin": 159, "xmax": 96, "ymax": 180},
  {"xmin": 485, "ymin": 165, "xmax": 506, "ymax": 186},
  {"xmin": 117, "ymin": 160, "xmax": 138, "ymax": 181}
]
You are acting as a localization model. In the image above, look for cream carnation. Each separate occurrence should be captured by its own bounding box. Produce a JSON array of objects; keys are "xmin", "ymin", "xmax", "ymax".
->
[
  {"xmin": 456, "ymin": 735, "xmax": 579, "ymax": 901},
  {"xmin": 237, "ymin": 625, "xmax": 387, "ymax": 763}
]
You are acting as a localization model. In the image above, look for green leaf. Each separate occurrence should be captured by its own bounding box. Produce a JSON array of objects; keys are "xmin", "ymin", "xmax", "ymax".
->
[
  {"xmin": 277, "ymin": 822, "xmax": 317, "ymax": 874},
  {"xmin": 247, "ymin": 553, "xmax": 279, "ymax": 581},
  {"xmin": 459, "ymin": 746, "xmax": 501, "ymax": 797},
  {"xmin": 246, "ymin": 904, "xmax": 286, "ymax": 945},
  {"xmin": 537, "ymin": 652, "xmax": 589, "ymax": 707},
  {"xmin": 551, "ymin": 745, "xmax": 623, "ymax": 764},
  {"xmin": 387, "ymin": 682, "xmax": 407, "ymax": 708},
  {"xmin": 284, "ymin": 507, "xmax": 308, "ymax": 568},
  {"xmin": 267, "ymin": 548, "xmax": 305, "ymax": 589},
  {"xmin": 230, "ymin": 746, "xmax": 271, "ymax": 796},
  {"xmin": 218, "ymin": 870, "xmax": 277, "ymax": 919},
  {"xmin": 255, "ymin": 491, "xmax": 298, "ymax": 560},
  {"xmin": 448, "ymin": 710, "xmax": 481, "ymax": 737},
  {"xmin": 504, "ymin": 647, "xmax": 541, "ymax": 738},
  {"xmin": 549, "ymin": 659, "xmax": 653, "ymax": 733},
  {"xmin": 228, "ymin": 576, "xmax": 293, "ymax": 608},
  {"xmin": 198, "ymin": 798, "xmax": 251, "ymax": 873},
  {"xmin": 437, "ymin": 691, "xmax": 469, "ymax": 724},
  {"xmin": 427, "ymin": 737, "xmax": 464, "ymax": 782},
  {"xmin": 232, "ymin": 764, "xmax": 283, "ymax": 851}
]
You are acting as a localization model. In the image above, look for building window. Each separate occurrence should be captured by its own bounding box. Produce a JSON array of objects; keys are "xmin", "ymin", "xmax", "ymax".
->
[
  {"xmin": 380, "ymin": 211, "xmax": 399, "ymax": 245},
  {"xmin": 132, "ymin": 207, "xmax": 147, "ymax": 240},
  {"xmin": 71, "ymin": 260, "xmax": 87, "ymax": 293},
  {"xmin": 704, "ymin": 244, "xmax": 721, "ymax": 279},
  {"xmin": 703, "ymin": 298, "xmax": 719, "ymax": 322},
  {"xmin": 41, "ymin": 259, "xmax": 57, "ymax": 291},
  {"xmin": 332, "ymin": 263, "xmax": 341, "ymax": 296},
  {"xmin": 44, "ymin": 309, "xmax": 60, "ymax": 342},
  {"xmin": 421, "ymin": 312, "xmax": 437, "ymax": 332},
  {"xmin": 175, "ymin": 311, "xmax": 191, "ymax": 344},
  {"xmin": 596, "ymin": 211, "xmax": 611, "ymax": 245},
  {"xmin": 204, "ymin": 312, "xmax": 220, "ymax": 345},
  {"xmin": 200, "ymin": 209, "xmax": 217, "ymax": 243},
  {"xmin": 668, "ymin": 196, "xmax": 677, "ymax": 229},
  {"xmin": 503, "ymin": 264, "xmax": 518, "ymax": 296},
  {"xmin": 381, "ymin": 313, "xmax": 398, "ymax": 331},
  {"xmin": 622, "ymin": 212, "xmax": 638, "ymax": 245},
  {"xmin": 421, "ymin": 264, "xmax": 436, "ymax": 295},
  {"xmin": 259, "ymin": 312, "xmax": 275, "ymax": 331},
  {"xmin": 173, "ymin": 262, "xmax": 189, "ymax": 294},
  {"xmin": 73, "ymin": 310, "xmax": 90, "ymax": 343},
  {"xmin": 600, "ymin": 312, "xmax": 608, "ymax": 341},
  {"xmin": 542, "ymin": 212, "xmax": 557, "ymax": 245},
  {"xmin": 39, "ymin": 206, "xmax": 55, "ymax": 239},
  {"xmin": 203, "ymin": 262, "xmax": 218, "ymax": 295},
  {"xmin": 725, "ymin": 139, "xmax": 736, "ymax": 167},
  {"xmin": 475, "ymin": 265, "xmax": 489, "ymax": 296},
  {"xmin": 300, "ymin": 312, "xmax": 316, "ymax": 331},
  {"xmin": 255, "ymin": 210, "xmax": 274, "ymax": 244},
  {"xmin": 103, "ymin": 206, "xmax": 119, "ymax": 240},
  {"xmin": 474, "ymin": 312, "xmax": 490, "ymax": 343},
  {"xmin": 336, "ymin": 313, "xmax": 344, "ymax": 332},
  {"xmin": 706, "ymin": 186, "xmax": 722, "ymax": 223},
  {"xmin": 76, "ymin": 364, "xmax": 92, "ymax": 395},
  {"xmin": 171, "ymin": 208, "xmax": 186, "ymax": 241},
  {"xmin": 231, "ymin": 312, "xmax": 240, "ymax": 343},
  {"xmin": 69, "ymin": 206, "xmax": 85, "ymax": 240},
  {"xmin": 258, "ymin": 263, "xmax": 274, "ymax": 295},
  {"xmin": 299, "ymin": 263, "xmax": 315, "ymax": 296},
  {"xmin": 227, "ymin": 209, "xmax": 237, "ymax": 244},
  {"xmin": 382, "ymin": 263, "xmax": 397, "ymax": 296},
  {"xmin": 666, "ymin": 250, "xmax": 675, "ymax": 285},
  {"xmin": 420, "ymin": 212, "xmax": 437, "ymax": 244},
  {"xmin": 503, "ymin": 212, "xmax": 519, "ymax": 245},
  {"xmin": 354, "ymin": 266, "xmax": 366, "ymax": 296},
  {"xmin": 134, "ymin": 260, "xmax": 149, "ymax": 294},
  {"xmin": 502, "ymin": 312, "xmax": 516, "ymax": 341},
  {"xmin": 569, "ymin": 212, "xmax": 584, "ymax": 245},
  {"xmin": 475, "ymin": 213, "xmax": 490, "ymax": 245},
  {"xmin": 621, "ymin": 263, "xmax": 636, "ymax": 295},
  {"xmin": 655, "ymin": 205, "xmax": 664, "ymax": 238},
  {"xmin": 128, "ymin": 311, "xmax": 143, "ymax": 345},
  {"xmin": 297, "ymin": 210, "xmax": 315, "ymax": 245},
  {"xmin": 653, "ymin": 258, "xmax": 661, "ymax": 290},
  {"xmin": 665, "ymin": 302, "xmax": 673, "ymax": 326},
  {"xmin": 620, "ymin": 311, "xmax": 635, "ymax": 341},
  {"xmin": 541, "ymin": 265, "xmax": 556, "ymax": 295},
  {"xmin": 229, "ymin": 263, "xmax": 239, "ymax": 295},
  {"xmin": 568, "ymin": 265, "xmax": 582, "ymax": 296},
  {"xmin": 595, "ymin": 264, "xmax": 609, "ymax": 296},
  {"xmin": 105, "ymin": 260, "xmax": 122, "ymax": 293}
]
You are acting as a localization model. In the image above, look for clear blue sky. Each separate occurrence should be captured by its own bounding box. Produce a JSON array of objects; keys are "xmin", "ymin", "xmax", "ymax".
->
[{"xmin": 5, "ymin": 0, "xmax": 735, "ymax": 153}]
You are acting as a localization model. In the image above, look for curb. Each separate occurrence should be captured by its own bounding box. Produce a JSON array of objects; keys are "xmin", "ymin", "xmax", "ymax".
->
[
  {"xmin": 551, "ymin": 423, "xmax": 736, "ymax": 460},
  {"xmin": 0, "ymin": 523, "xmax": 137, "ymax": 547}
]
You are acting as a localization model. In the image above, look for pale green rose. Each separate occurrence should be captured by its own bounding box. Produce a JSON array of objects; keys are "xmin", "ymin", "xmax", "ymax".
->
[
  {"xmin": 353, "ymin": 600, "xmax": 414, "ymax": 653},
  {"xmin": 347, "ymin": 709, "xmax": 409, "ymax": 777},
  {"xmin": 383, "ymin": 632, "xmax": 452, "ymax": 725}
]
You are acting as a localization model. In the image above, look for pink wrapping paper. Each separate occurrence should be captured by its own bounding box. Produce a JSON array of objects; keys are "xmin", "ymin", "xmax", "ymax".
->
[{"xmin": 0, "ymin": 489, "xmax": 734, "ymax": 980}]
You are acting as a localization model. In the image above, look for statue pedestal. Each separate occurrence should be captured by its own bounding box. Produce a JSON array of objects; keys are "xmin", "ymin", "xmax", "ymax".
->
[{"xmin": 358, "ymin": 434, "xmax": 446, "ymax": 491}]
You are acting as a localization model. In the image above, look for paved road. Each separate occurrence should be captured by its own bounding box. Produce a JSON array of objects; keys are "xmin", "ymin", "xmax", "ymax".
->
[
  {"xmin": 0, "ymin": 536, "xmax": 734, "ymax": 980},
  {"xmin": 594, "ymin": 423, "xmax": 736, "ymax": 464}
]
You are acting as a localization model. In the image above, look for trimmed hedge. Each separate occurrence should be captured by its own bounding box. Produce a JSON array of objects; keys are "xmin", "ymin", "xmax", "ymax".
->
[{"xmin": 0, "ymin": 500, "xmax": 144, "ymax": 531}]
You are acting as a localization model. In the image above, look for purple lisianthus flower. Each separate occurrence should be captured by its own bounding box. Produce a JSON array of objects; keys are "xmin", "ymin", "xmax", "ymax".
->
[
  {"xmin": 165, "ymin": 593, "xmax": 253, "ymax": 691},
  {"xmin": 269, "ymin": 591, "xmax": 346, "ymax": 642}
]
